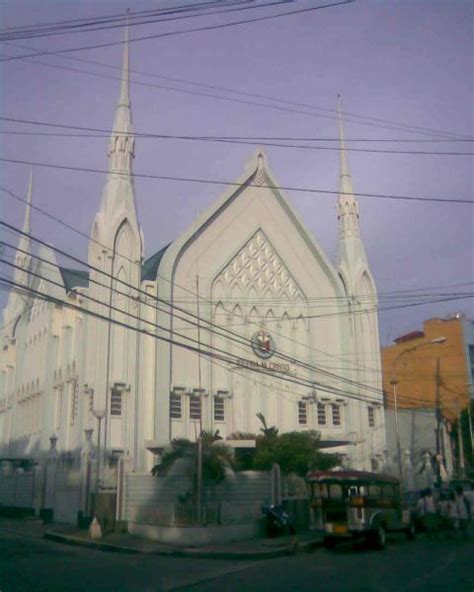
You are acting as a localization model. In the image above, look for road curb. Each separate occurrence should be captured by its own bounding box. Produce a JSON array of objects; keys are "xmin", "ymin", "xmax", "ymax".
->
[{"xmin": 44, "ymin": 530, "xmax": 323, "ymax": 560}]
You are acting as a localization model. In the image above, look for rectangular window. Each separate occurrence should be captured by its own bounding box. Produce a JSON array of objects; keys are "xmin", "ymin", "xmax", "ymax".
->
[
  {"xmin": 298, "ymin": 401, "xmax": 307, "ymax": 425},
  {"xmin": 368, "ymin": 406, "xmax": 375, "ymax": 428},
  {"xmin": 110, "ymin": 389, "xmax": 122, "ymax": 416},
  {"xmin": 170, "ymin": 393, "xmax": 182, "ymax": 419},
  {"xmin": 331, "ymin": 404, "xmax": 341, "ymax": 426},
  {"xmin": 317, "ymin": 403, "xmax": 326, "ymax": 426},
  {"xmin": 189, "ymin": 395, "xmax": 201, "ymax": 421},
  {"xmin": 214, "ymin": 398, "xmax": 225, "ymax": 422}
]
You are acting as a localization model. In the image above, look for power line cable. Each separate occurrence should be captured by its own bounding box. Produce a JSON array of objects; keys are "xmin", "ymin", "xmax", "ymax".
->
[
  {"xmin": 2, "ymin": 129, "xmax": 473, "ymax": 143},
  {"xmin": 1, "ymin": 231, "xmax": 387, "ymax": 401},
  {"xmin": 0, "ymin": 0, "xmax": 231, "ymax": 36},
  {"xmin": 1, "ymin": 272, "xmax": 387, "ymax": 405},
  {"xmin": 1, "ymin": 118, "xmax": 472, "ymax": 155},
  {"xmin": 0, "ymin": 1, "xmax": 354, "ymax": 62},
  {"xmin": 1, "ymin": 227, "xmax": 458, "ymax": 409},
  {"xmin": 2, "ymin": 257, "xmax": 436, "ymax": 410},
  {"xmin": 2, "ymin": 25, "xmax": 471, "ymax": 141},
  {"xmin": 0, "ymin": 1, "xmax": 260, "ymax": 41},
  {"xmin": 3, "ymin": 46, "xmax": 470, "ymax": 142},
  {"xmin": 2, "ymin": 182, "xmax": 472, "ymax": 384},
  {"xmin": 2, "ymin": 178, "xmax": 471, "ymax": 392},
  {"xmin": 0, "ymin": 157, "xmax": 471, "ymax": 204}
]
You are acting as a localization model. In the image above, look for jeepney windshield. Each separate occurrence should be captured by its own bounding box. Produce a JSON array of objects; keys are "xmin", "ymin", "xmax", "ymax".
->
[{"xmin": 311, "ymin": 481, "xmax": 383, "ymax": 500}]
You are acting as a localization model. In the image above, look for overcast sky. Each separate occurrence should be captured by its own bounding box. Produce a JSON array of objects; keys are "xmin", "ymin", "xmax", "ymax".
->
[{"xmin": 0, "ymin": 0, "xmax": 472, "ymax": 346}]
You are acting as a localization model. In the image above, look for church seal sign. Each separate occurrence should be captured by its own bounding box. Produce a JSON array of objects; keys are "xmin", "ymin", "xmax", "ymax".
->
[{"xmin": 251, "ymin": 330, "xmax": 275, "ymax": 359}]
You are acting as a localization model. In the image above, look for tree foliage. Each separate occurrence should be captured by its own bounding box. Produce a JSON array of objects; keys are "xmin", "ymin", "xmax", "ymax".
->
[
  {"xmin": 151, "ymin": 430, "xmax": 234, "ymax": 484},
  {"xmin": 253, "ymin": 415, "xmax": 341, "ymax": 476}
]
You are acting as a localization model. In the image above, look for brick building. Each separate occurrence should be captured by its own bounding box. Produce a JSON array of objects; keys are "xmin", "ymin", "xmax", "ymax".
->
[{"xmin": 381, "ymin": 315, "xmax": 474, "ymax": 478}]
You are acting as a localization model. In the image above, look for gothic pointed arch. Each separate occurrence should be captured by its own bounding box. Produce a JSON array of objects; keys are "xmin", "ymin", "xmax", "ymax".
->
[{"xmin": 232, "ymin": 303, "xmax": 243, "ymax": 319}]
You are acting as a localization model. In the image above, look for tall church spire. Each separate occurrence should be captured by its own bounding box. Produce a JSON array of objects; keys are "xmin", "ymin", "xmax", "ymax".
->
[
  {"xmin": 22, "ymin": 168, "xmax": 33, "ymax": 235},
  {"xmin": 14, "ymin": 169, "xmax": 33, "ymax": 286},
  {"xmin": 91, "ymin": 12, "xmax": 142, "ymax": 251},
  {"xmin": 2, "ymin": 170, "xmax": 34, "ymax": 341},
  {"xmin": 108, "ymin": 15, "xmax": 134, "ymax": 176},
  {"xmin": 337, "ymin": 95, "xmax": 359, "ymax": 239}
]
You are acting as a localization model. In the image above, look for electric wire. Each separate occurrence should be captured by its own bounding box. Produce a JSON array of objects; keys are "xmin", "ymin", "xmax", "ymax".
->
[
  {"xmin": 0, "ymin": 0, "xmax": 234, "ymax": 36},
  {"xmin": 0, "ymin": 1, "xmax": 354, "ymax": 63},
  {"xmin": 0, "ymin": 157, "xmax": 471, "ymax": 204},
  {"xmin": 1, "ymin": 117, "xmax": 472, "ymax": 155},
  {"xmin": 1, "ymin": 227, "xmax": 455, "ymax": 409},
  {"xmin": 1, "ymin": 182, "xmax": 472, "ymax": 384},
  {"xmin": 0, "ymin": 262, "xmax": 433, "ymax": 410},
  {"xmin": 0, "ymin": 2, "xmax": 269, "ymax": 42},
  {"xmin": 0, "ymin": 270, "xmax": 387, "ymax": 406},
  {"xmin": 2, "ymin": 34, "xmax": 470, "ymax": 140},
  {"xmin": 0, "ymin": 230, "xmax": 388, "ymax": 401},
  {"xmin": 2, "ymin": 216, "xmax": 468, "ymax": 394}
]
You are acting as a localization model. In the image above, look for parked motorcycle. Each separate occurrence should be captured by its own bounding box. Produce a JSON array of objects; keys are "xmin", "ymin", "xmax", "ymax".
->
[{"xmin": 261, "ymin": 504, "xmax": 296, "ymax": 537}]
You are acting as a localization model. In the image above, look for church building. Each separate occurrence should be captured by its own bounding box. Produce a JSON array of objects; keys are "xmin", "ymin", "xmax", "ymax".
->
[{"xmin": 0, "ymin": 25, "xmax": 386, "ymax": 483}]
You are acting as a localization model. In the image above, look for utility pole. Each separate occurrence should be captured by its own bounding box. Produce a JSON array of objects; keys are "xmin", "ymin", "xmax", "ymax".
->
[
  {"xmin": 435, "ymin": 357, "xmax": 442, "ymax": 457},
  {"xmin": 196, "ymin": 274, "xmax": 203, "ymax": 525},
  {"xmin": 389, "ymin": 377, "xmax": 404, "ymax": 483},
  {"xmin": 468, "ymin": 386, "xmax": 474, "ymax": 463},
  {"xmin": 468, "ymin": 401, "xmax": 474, "ymax": 462},
  {"xmin": 456, "ymin": 397, "xmax": 465, "ymax": 479},
  {"xmin": 435, "ymin": 357, "xmax": 443, "ymax": 486}
]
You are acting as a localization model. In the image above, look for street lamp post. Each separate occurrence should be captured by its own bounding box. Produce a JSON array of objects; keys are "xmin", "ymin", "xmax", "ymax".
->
[
  {"xmin": 467, "ymin": 385, "xmax": 474, "ymax": 463},
  {"xmin": 389, "ymin": 375, "xmax": 404, "ymax": 483},
  {"xmin": 92, "ymin": 409, "xmax": 106, "ymax": 491},
  {"xmin": 390, "ymin": 337, "xmax": 446, "ymax": 484}
]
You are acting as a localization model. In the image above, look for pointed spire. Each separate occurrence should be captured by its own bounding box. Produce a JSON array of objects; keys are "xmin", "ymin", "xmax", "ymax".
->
[
  {"xmin": 108, "ymin": 11, "xmax": 134, "ymax": 176},
  {"xmin": 336, "ymin": 95, "xmax": 359, "ymax": 238},
  {"xmin": 337, "ymin": 95, "xmax": 351, "ymax": 194},
  {"xmin": 118, "ymin": 12, "xmax": 130, "ymax": 109},
  {"xmin": 22, "ymin": 168, "xmax": 33, "ymax": 234},
  {"xmin": 13, "ymin": 170, "xmax": 33, "ymax": 287}
]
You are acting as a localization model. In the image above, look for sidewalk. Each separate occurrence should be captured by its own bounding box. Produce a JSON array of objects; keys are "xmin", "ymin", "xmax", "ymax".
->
[{"xmin": 44, "ymin": 526, "xmax": 324, "ymax": 560}]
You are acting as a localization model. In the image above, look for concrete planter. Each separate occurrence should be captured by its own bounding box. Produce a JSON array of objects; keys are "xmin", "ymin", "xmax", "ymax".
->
[{"xmin": 128, "ymin": 521, "xmax": 261, "ymax": 547}]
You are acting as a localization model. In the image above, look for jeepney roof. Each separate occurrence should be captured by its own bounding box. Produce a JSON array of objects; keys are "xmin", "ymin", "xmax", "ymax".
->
[{"xmin": 306, "ymin": 470, "xmax": 400, "ymax": 485}]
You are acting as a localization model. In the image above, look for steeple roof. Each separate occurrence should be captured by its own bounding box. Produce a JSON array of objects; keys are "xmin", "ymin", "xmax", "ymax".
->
[
  {"xmin": 108, "ymin": 16, "xmax": 134, "ymax": 176},
  {"xmin": 23, "ymin": 168, "xmax": 33, "ymax": 235},
  {"xmin": 337, "ymin": 95, "xmax": 359, "ymax": 238},
  {"xmin": 336, "ymin": 97, "xmax": 375, "ymax": 300},
  {"xmin": 14, "ymin": 169, "xmax": 33, "ymax": 286}
]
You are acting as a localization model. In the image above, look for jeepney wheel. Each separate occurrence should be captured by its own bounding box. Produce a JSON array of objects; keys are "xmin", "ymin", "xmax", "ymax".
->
[
  {"xmin": 369, "ymin": 525, "xmax": 386, "ymax": 550},
  {"xmin": 406, "ymin": 521, "xmax": 416, "ymax": 540}
]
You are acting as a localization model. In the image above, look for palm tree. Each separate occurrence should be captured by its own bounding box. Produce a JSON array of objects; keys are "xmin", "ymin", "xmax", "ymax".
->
[
  {"xmin": 256, "ymin": 412, "xmax": 279, "ymax": 439},
  {"xmin": 151, "ymin": 430, "xmax": 234, "ymax": 485}
]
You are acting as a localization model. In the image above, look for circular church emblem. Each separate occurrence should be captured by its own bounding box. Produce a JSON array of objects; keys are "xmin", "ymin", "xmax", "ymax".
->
[{"xmin": 251, "ymin": 330, "xmax": 275, "ymax": 359}]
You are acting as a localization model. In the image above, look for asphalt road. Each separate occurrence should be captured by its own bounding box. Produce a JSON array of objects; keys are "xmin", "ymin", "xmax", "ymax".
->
[
  {"xmin": 184, "ymin": 535, "xmax": 474, "ymax": 592},
  {"xmin": 1, "ymin": 519, "xmax": 473, "ymax": 592}
]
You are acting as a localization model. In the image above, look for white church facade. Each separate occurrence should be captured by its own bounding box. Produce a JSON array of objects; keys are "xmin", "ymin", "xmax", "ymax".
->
[{"xmin": 0, "ymin": 27, "xmax": 386, "ymax": 484}]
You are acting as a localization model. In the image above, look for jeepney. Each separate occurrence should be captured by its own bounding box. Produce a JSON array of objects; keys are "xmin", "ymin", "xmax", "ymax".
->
[{"xmin": 306, "ymin": 470, "xmax": 415, "ymax": 549}]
